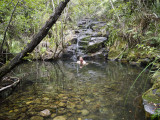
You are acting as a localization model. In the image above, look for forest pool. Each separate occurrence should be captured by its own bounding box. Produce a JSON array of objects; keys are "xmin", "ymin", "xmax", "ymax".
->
[{"xmin": 0, "ymin": 60, "xmax": 151, "ymax": 120}]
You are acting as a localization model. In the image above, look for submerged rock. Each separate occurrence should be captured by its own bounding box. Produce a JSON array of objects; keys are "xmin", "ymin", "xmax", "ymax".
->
[
  {"xmin": 67, "ymin": 101, "xmax": 76, "ymax": 109},
  {"xmin": 57, "ymin": 108, "xmax": 67, "ymax": 114},
  {"xmin": 51, "ymin": 113, "xmax": 56, "ymax": 118},
  {"xmin": 39, "ymin": 109, "xmax": 51, "ymax": 117},
  {"xmin": 53, "ymin": 116, "xmax": 66, "ymax": 120},
  {"xmin": 30, "ymin": 116, "xmax": 44, "ymax": 120},
  {"xmin": 58, "ymin": 102, "xmax": 66, "ymax": 107},
  {"xmin": 81, "ymin": 109, "xmax": 89, "ymax": 116}
]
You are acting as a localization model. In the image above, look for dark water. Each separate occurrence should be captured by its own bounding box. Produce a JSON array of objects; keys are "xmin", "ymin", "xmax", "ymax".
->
[{"xmin": 0, "ymin": 60, "xmax": 151, "ymax": 120}]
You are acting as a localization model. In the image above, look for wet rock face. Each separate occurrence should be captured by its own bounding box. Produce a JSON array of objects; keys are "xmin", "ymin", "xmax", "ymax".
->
[{"xmin": 62, "ymin": 18, "xmax": 109, "ymax": 61}]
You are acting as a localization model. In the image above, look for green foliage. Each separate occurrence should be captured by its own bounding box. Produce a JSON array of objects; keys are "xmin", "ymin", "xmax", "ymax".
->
[
  {"xmin": 151, "ymin": 108, "xmax": 160, "ymax": 120},
  {"xmin": 0, "ymin": 0, "xmax": 160, "ymax": 62}
]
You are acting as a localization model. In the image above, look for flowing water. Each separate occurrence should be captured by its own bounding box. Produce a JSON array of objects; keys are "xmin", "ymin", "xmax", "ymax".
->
[{"xmin": 0, "ymin": 60, "xmax": 151, "ymax": 120}]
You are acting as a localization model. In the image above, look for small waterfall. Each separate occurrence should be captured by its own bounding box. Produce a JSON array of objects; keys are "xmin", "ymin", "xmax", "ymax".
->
[
  {"xmin": 71, "ymin": 34, "xmax": 81, "ymax": 61},
  {"xmin": 76, "ymin": 34, "xmax": 81, "ymax": 59},
  {"xmin": 62, "ymin": 18, "xmax": 109, "ymax": 61}
]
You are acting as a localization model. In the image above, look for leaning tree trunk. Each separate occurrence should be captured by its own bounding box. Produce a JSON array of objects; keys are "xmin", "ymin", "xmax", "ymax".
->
[{"xmin": 0, "ymin": 0, "xmax": 70, "ymax": 80}]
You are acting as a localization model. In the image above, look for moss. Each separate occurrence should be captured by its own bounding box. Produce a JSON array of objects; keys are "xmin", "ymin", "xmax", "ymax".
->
[
  {"xmin": 86, "ymin": 43, "xmax": 102, "ymax": 53},
  {"xmin": 81, "ymin": 36, "xmax": 91, "ymax": 42},
  {"xmin": 142, "ymin": 82, "xmax": 160, "ymax": 103},
  {"xmin": 151, "ymin": 71, "xmax": 160, "ymax": 84},
  {"xmin": 108, "ymin": 41, "xmax": 127, "ymax": 59}
]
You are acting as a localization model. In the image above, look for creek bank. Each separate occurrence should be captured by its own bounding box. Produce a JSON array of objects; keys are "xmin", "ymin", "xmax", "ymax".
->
[{"xmin": 107, "ymin": 41, "xmax": 160, "ymax": 118}]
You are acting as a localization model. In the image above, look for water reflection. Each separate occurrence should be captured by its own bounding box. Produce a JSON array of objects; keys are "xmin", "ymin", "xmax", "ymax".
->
[{"xmin": 0, "ymin": 60, "xmax": 151, "ymax": 120}]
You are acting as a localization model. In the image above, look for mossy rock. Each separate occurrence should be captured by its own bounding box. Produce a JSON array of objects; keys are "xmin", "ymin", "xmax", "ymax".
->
[
  {"xmin": 86, "ymin": 43, "xmax": 102, "ymax": 53},
  {"xmin": 151, "ymin": 71, "xmax": 160, "ymax": 84},
  {"xmin": 142, "ymin": 82, "xmax": 160, "ymax": 103},
  {"xmin": 80, "ymin": 36, "xmax": 91, "ymax": 42}
]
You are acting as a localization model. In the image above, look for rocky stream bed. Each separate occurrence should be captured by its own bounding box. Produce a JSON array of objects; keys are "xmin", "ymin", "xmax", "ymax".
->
[{"xmin": 0, "ymin": 60, "xmax": 151, "ymax": 120}]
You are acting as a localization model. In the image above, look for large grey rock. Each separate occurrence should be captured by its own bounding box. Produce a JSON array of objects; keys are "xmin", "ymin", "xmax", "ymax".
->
[{"xmin": 86, "ymin": 37, "xmax": 108, "ymax": 53}]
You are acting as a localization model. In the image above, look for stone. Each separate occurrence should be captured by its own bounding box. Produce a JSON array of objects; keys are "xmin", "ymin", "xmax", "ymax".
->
[
  {"xmin": 30, "ymin": 116, "xmax": 44, "ymax": 120},
  {"xmin": 86, "ymin": 37, "xmax": 107, "ymax": 53},
  {"xmin": 39, "ymin": 109, "xmax": 51, "ymax": 117},
  {"xmin": 26, "ymin": 101, "xmax": 33, "ymax": 105},
  {"xmin": 79, "ymin": 41, "xmax": 88, "ymax": 46},
  {"xmin": 14, "ymin": 109, "xmax": 19, "ymax": 112},
  {"xmin": 91, "ymin": 32, "xmax": 102, "ymax": 37},
  {"xmin": 76, "ymin": 105, "xmax": 83, "ymax": 110},
  {"xmin": 81, "ymin": 109, "xmax": 89, "ymax": 116},
  {"xmin": 58, "ymin": 102, "xmax": 66, "ymax": 107},
  {"xmin": 51, "ymin": 113, "xmax": 56, "ymax": 118},
  {"xmin": 67, "ymin": 102, "xmax": 76, "ymax": 109},
  {"xmin": 57, "ymin": 108, "xmax": 67, "ymax": 114},
  {"xmin": 21, "ymin": 107, "xmax": 27, "ymax": 112},
  {"xmin": 53, "ymin": 116, "xmax": 66, "ymax": 120},
  {"xmin": 43, "ymin": 97, "xmax": 50, "ymax": 101},
  {"xmin": 70, "ymin": 108, "xmax": 76, "ymax": 114},
  {"xmin": 79, "ymin": 36, "xmax": 91, "ymax": 42}
]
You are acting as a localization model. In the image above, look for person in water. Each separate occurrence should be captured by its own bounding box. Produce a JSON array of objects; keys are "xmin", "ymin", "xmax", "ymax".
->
[{"xmin": 77, "ymin": 56, "xmax": 87, "ymax": 66}]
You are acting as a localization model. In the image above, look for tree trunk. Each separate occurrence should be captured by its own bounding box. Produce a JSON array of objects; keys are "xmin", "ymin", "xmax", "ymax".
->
[{"xmin": 0, "ymin": 0, "xmax": 70, "ymax": 80}]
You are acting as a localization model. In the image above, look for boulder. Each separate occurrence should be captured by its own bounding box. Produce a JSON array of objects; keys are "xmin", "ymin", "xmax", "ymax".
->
[{"xmin": 86, "ymin": 37, "xmax": 107, "ymax": 53}]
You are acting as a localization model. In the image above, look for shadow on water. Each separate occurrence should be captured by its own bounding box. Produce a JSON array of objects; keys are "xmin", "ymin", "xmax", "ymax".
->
[{"xmin": 0, "ymin": 60, "xmax": 151, "ymax": 120}]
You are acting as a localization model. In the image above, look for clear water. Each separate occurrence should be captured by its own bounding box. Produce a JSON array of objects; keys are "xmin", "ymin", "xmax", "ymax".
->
[{"xmin": 0, "ymin": 60, "xmax": 151, "ymax": 120}]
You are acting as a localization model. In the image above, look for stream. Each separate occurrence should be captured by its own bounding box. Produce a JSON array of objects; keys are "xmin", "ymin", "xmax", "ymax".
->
[{"xmin": 0, "ymin": 60, "xmax": 151, "ymax": 120}]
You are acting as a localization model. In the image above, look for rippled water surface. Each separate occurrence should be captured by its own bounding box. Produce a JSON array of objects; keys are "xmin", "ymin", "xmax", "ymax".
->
[{"xmin": 0, "ymin": 60, "xmax": 151, "ymax": 120}]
